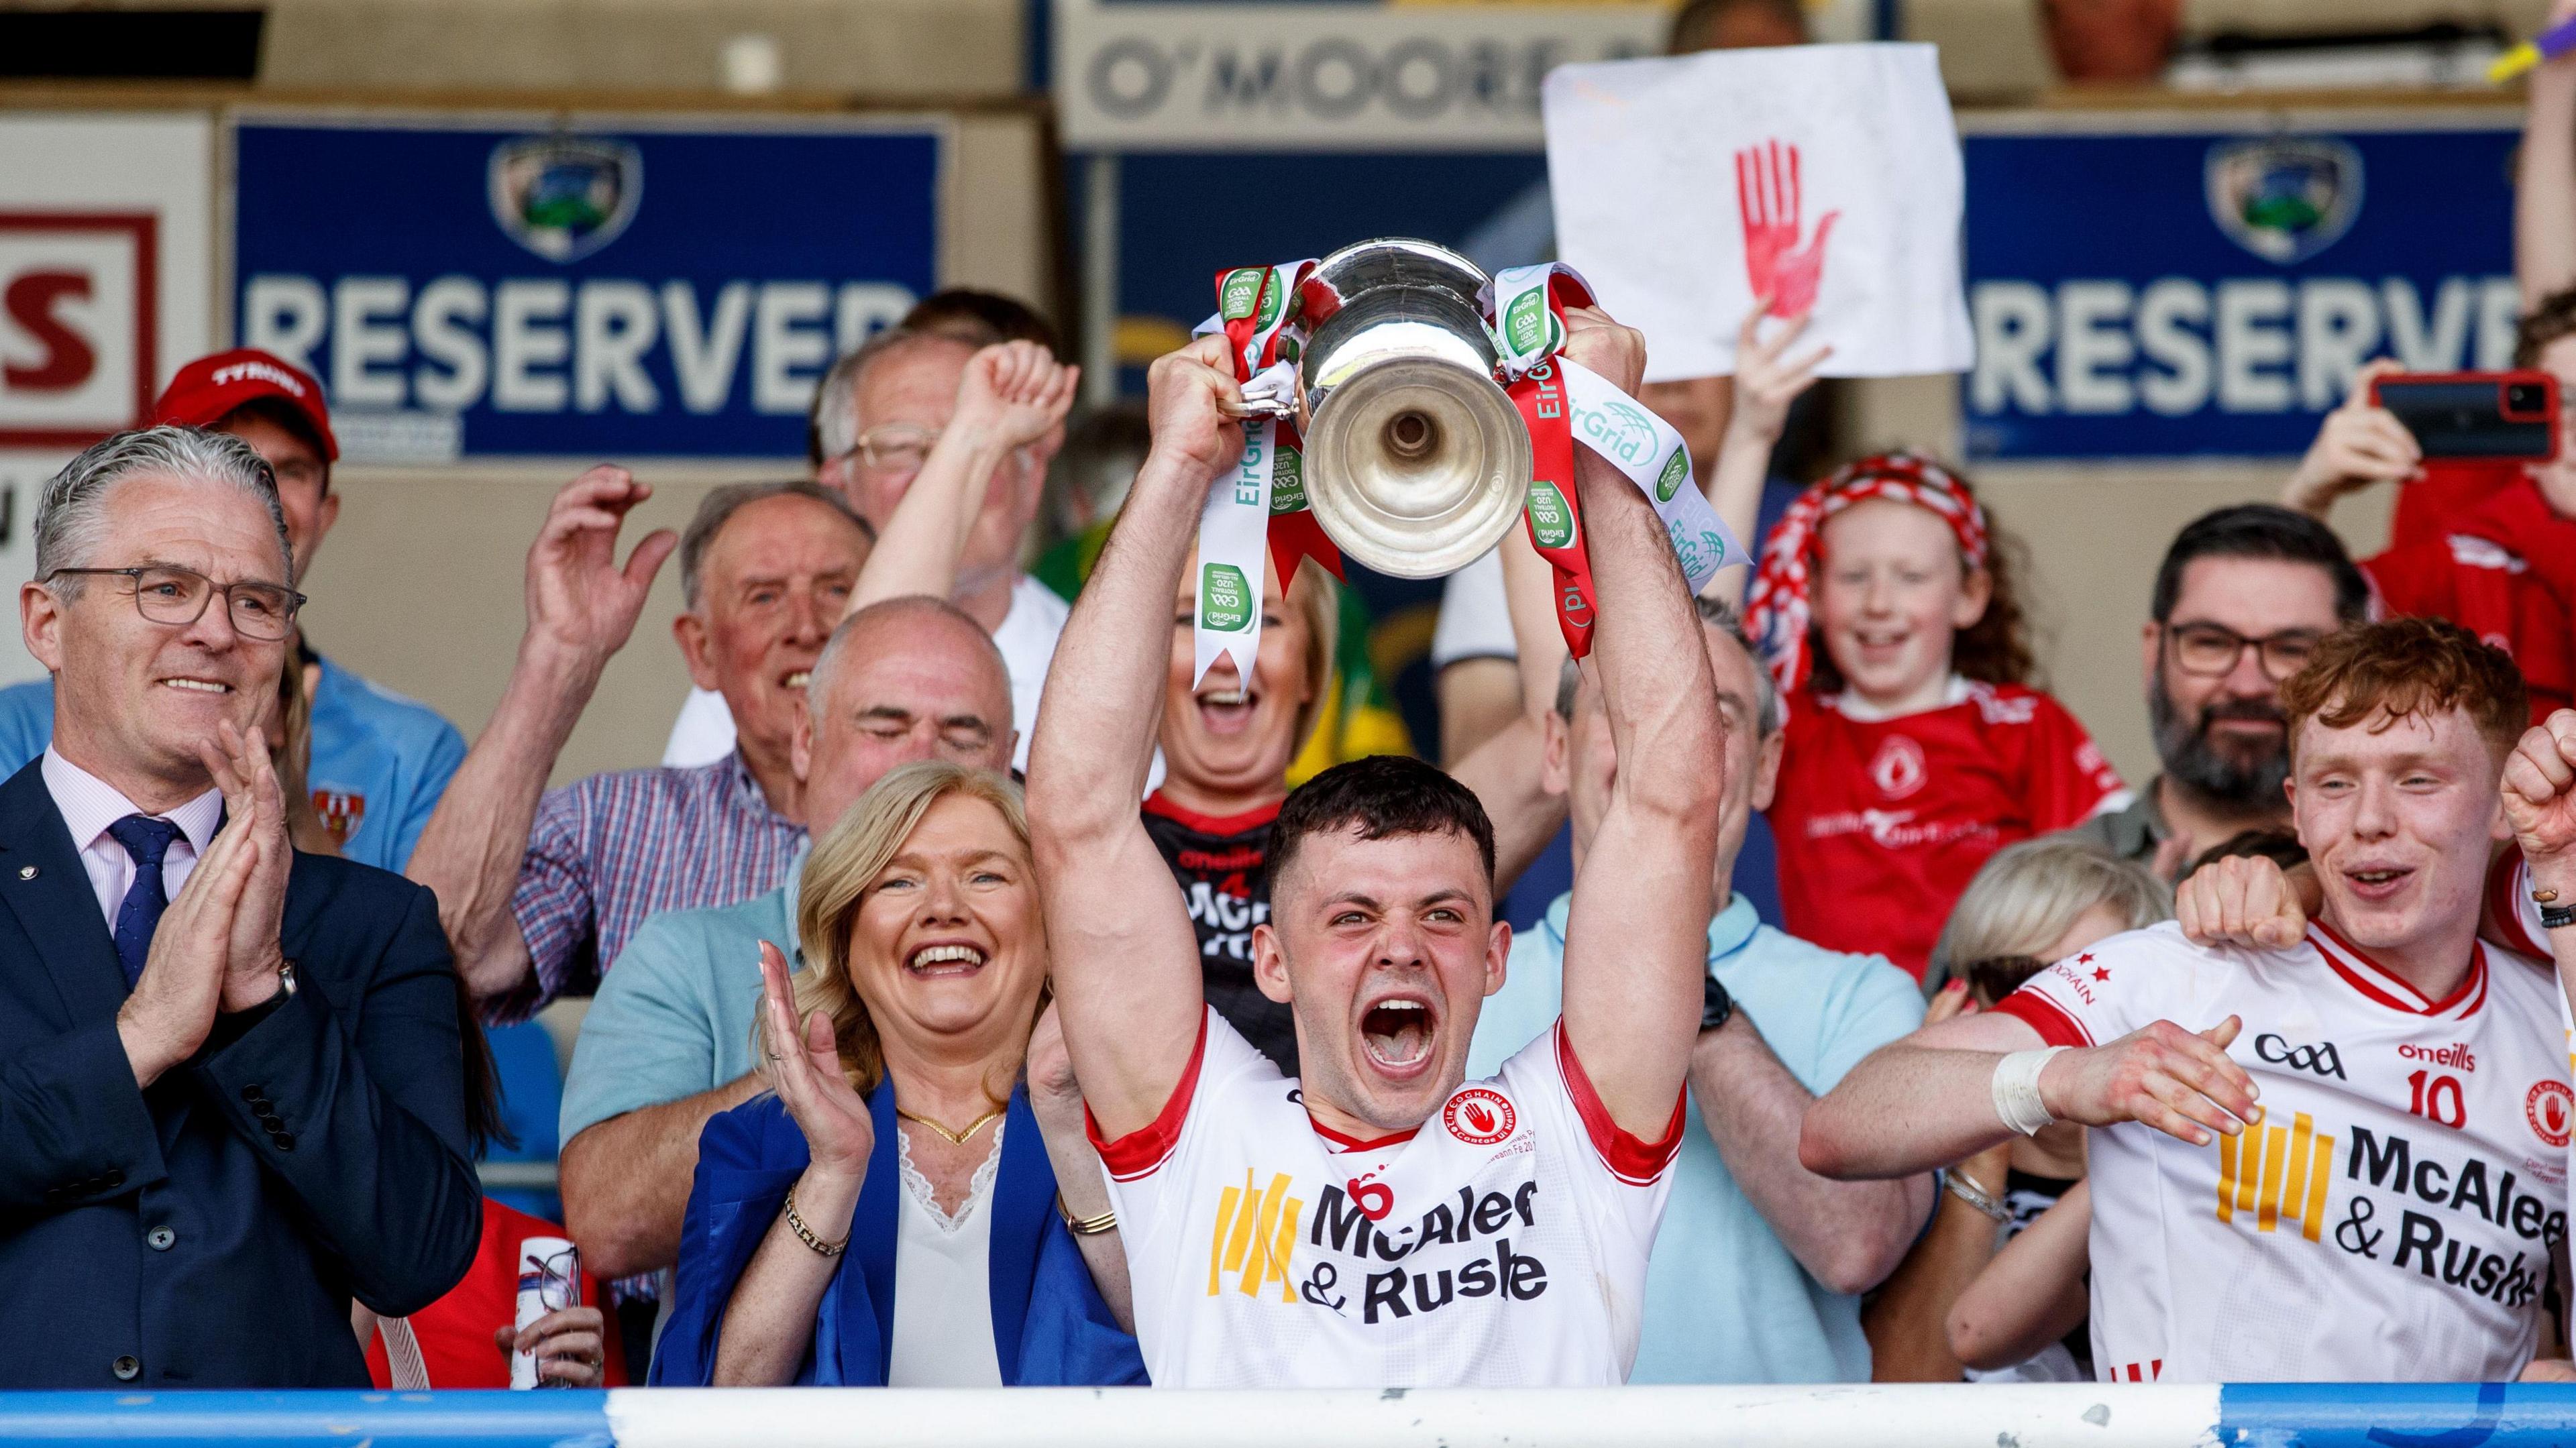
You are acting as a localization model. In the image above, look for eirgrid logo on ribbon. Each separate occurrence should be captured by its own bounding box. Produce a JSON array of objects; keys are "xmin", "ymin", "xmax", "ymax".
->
[{"xmin": 1190, "ymin": 258, "xmax": 1322, "ymax": 687}]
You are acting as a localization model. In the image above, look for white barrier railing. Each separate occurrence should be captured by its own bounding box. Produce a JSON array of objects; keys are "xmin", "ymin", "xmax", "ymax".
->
[{"xmin": 0, "ymin": 1382, "xmax": 2558, "ymax": 1447}]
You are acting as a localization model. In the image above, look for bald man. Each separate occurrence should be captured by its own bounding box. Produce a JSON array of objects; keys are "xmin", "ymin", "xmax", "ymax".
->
[{"xmin": 556, "ymin": 596, "xmax": 1016, "ymax": 1284}]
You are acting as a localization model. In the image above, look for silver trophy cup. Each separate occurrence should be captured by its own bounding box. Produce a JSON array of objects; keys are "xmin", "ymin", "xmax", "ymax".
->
[{"xmin": 1231, "ymin": 239, "xmax": 1533, "ymax": 579}]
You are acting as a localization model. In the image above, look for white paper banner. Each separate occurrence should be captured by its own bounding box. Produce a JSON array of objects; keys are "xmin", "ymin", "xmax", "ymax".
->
[
  {"xmin": 1193, "ymin": 418, "xmax": 1277, "ymax": 685},
  {"xmin": 1544, "ymin": 43, "xmax": 1973, "ymax": 383}
]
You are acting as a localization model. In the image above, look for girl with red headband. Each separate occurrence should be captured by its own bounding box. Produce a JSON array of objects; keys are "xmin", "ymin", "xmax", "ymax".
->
[{"xmin": 1714, "ymin": 311, "xmax": 2129, "ymax": 979}]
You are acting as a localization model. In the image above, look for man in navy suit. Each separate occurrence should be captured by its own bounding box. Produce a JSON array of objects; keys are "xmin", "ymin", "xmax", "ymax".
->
[{"xmin": 0, "ymin": 426, "xmax": 480, "ymax": 1387}]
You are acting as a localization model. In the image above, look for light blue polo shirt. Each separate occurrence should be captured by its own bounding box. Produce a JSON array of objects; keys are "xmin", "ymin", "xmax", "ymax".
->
[
  {"xmin": 0, "ymin": 654, "xmax": 465, "ymax": 873},
  {"xmin": 1465, "ymin": 891, "xmax": 1925, "ymax": 1384},
  {"xmin": 559, "ymin": 854, "xmax": 801, "ymax": 1144}
]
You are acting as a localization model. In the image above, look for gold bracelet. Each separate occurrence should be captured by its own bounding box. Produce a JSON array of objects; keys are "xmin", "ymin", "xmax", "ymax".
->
[
  {"xmin": 784, "ymin": 1184, "xmax": 847, "ymax": 1258},
  {"xmin": 1057, "ymin": 1191, "xmax": 1118, "ymax": 1237}
]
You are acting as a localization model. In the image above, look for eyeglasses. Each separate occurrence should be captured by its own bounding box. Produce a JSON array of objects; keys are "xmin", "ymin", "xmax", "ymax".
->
[
  {"xmin": 2161, "ymin": 622, "xmax": 2322, "ymax": 682},
  {"xmin": 46, "ymin": 565, "xmax": 305, "ymax": 642},
  {"xmin": 844, "ymin": 423, "xmax": 941, "ymax": 476}
]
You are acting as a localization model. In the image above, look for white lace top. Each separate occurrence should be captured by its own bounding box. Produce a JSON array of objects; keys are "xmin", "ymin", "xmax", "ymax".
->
[{"xmin": 885, "ymin": 1118, "xmax": 1006, "ymax": 1387}]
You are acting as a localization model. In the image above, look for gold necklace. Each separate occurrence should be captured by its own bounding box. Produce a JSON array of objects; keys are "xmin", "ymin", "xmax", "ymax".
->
[{"xmin": 895, "ymin": 1097, "xmax": 1007, "ymax": 1146}]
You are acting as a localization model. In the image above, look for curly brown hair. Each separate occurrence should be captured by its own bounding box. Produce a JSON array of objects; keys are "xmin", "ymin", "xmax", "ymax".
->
[
  {"xmin": 2516, "ymin": 285, "xmax": 2576, "ymax": 368},
  {"xmin": 1807, "ymin": 467, "xmax": 2037, "ymax": 695},
  {"xmin": 2277, "ymin": 616, "xmax": 2528, "ymax": 761}
]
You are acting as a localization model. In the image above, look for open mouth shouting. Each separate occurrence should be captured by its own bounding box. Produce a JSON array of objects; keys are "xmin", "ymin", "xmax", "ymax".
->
[
  {"xmin": 1358, "ymin": 993, "xmax": 1440, "ymax": 1080},
  {"xmin": 906, "ymin": 939, "xmax": 989, "ymax": 978},
  {"xmin": 1195, "ymin": 683, "xmax": 1258, "ymax": 736}
]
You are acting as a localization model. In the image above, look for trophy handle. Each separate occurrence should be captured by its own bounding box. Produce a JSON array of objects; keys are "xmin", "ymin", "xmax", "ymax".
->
[{"xmin": 1217, "ymin": 395, "xmax": 1299, "ymax": 421}]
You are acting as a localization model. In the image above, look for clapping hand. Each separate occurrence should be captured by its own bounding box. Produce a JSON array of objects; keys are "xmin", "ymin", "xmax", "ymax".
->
[
  {"xmin": 758, "ymin": 940, "xmax": 873, "ymax": 1181},
  {"xmin": 523, "ymin": 467, "xmax": 679, "ymax": 670},
  {"xmin": 199, "ymin": 720, "xmax": 292, "ymax": 1013},
  {"xmin": 953, "ymin": 341, "xmax": 1080, "ymax": 457},
  {"xmin": 114, "ymin": 779, "xmax": 265, "ymax": 1086}
]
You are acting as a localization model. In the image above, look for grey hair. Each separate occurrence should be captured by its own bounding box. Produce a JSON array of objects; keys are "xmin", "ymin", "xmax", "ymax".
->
[
  {"xmin": 1929, "ymin": 836, "xmax": 2172, "ymax": 987},
  {"xmin": 808, "ymin": 326, "xmax": 975, "ymax": 466},
  {"xmin": 805, "ymin": 594, "xmax": 1010, "ymax": 727},
  {"xmin": 1552, "ymin": 594, "xmax": 1779, "ymax": 737},
  {"xmin": 36, "ymin": 426, "xmax": 291, "ymax": 596},
  {"xmin": 678, "ymin": 480, "xmax": 869, "ymax": 611}
]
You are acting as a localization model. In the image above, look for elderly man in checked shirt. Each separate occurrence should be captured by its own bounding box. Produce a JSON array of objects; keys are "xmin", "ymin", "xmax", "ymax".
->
[{"xmin": 406, "ymin": 471, "xmax": 865, "ymax": 1018}]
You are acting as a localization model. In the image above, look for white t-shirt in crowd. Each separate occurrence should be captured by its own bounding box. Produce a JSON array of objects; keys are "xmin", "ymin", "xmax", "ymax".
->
[
  {"xmin": 661, "ymin": 574, "xmax": 1070, "ymax": 773},
  {"xmin": 1992, "ymin": 920, "xmax": 2568, "ymax": 1384},
  {"xmin": 1091, "ymin": 1007, "xmax": 1683, "ymax": 1388},
  {"xmin": 1430, "ymin": 547, "xmax": 1514, "ymax": 671}
]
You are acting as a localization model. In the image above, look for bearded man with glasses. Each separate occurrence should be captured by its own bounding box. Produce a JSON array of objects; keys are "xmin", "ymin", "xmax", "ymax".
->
[{"xmin": 2057, "ymin": 506, "xmax": 2369, "ymax": 883}]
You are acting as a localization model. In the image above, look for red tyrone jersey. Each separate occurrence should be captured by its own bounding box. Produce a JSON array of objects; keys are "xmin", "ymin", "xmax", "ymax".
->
[
  {"xmin": 364, "ymin": 1198, "xmax": 627, "ymax": 1389},
  {"xmin": 2363, "ymin": 476, "xmax": 2576, "ymax": 724},
  {"xmin": 1766, "ymin": 678, "xmax": 2129, "ymax": 980}
]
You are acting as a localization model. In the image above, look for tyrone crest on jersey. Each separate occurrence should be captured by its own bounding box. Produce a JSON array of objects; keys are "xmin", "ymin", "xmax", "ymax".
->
[
  {"xmin": 1869, "ymin": 734, "xmax": 1927, "ymax": 799},
  {"xmin": 1446, "ymin": 1089, "xmax": 1517, "ymax": 1146}
]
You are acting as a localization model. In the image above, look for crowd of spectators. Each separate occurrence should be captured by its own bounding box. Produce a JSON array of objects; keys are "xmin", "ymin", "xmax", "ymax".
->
[{"xmin": 22, "ymin": 0, "xmax": 2576, "ymax": 1397}]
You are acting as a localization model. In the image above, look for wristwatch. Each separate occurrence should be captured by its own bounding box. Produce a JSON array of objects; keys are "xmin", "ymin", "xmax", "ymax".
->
[{"xmin": 1699, "ymin": 972, "xmax": 1735, "ymax": 1035}]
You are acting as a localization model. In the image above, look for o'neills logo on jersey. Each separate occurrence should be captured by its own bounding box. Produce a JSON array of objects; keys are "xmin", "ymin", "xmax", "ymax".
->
[
  {"xmin": 2399, "ymin": 1042, "xmax": 2477, "ymax": 1072},
  {"xmin": 2216, "ymin": 1109, "xmax": 2334, "ymax": 1242},
  {"xmin": 1444, "ymin": 1089, "xmax": 1515, "ymax": 1146}
]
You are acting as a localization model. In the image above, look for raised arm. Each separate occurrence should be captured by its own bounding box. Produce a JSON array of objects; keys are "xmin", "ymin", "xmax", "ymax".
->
[
  {"xmin": 847, "ymin": 342, "xmax": 1076, "ymax": 613},
  {"xmin": 2500, "ymin": 709, "xmax": 2576, "ymax": 1017},
  {"xmin": 2524, "ymin": 3, "xmax": 2576, "ymax": 309},
  {"xmin": 405, "ymin": 469, "xmax": 676, "ymax": 1001},
  {"xmin": 1448, "ymin": 514, "xmax": 1568, "ymax": 895},
  {"xmin": 1553, "ymin": 309, "xmax": 1726, "ymax": 1138},
  {"xmin": 1801, "ymin": 1009, "xmax": 2255, "ymax": 1180},
  {"xmin": 1026, "ymin": 337, "xmax": 1240, "ymax": 1137},
  {"xmin": 1701, "ymin": 304, "xmax": 1825, "ymax": 606}
]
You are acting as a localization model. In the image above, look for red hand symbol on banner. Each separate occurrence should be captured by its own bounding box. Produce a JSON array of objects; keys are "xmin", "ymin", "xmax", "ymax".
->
[{"xmin": 1735, "ymin": 139, "xmax": 1839, "ymax": 318}]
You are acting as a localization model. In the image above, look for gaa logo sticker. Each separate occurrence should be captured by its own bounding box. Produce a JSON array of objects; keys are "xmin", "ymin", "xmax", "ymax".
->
[
  {"xmin": 1199, "ymin": 562, "xmax": 1254, "ymax": 633},
  {"xmin": 2527, "ymin": 1079, "xmax": 2572, "ymax": 1148},
  {"xmin": 1656, "ymin": 448, "xmax": 1689, "ymax": 504},
  {"xmin": 1870, "ymin": 734, "xmax": 1927, "ymax": 799},
  {"xmin": 1501, "ymin": 288, "xmax": 1560, "ymax": 359},
  {"xmin": 1525, "ymin": 480, "xmax": 1576, "ymax": 550},
  {"xmin": 1220, "ymin": 267, "xmax": 1267, "ymax": 322},
  {"xmin": 1269, "ymin": 447, "xmax": 1307, "ymax": 513},
  {"xmin": 1444, "ymin": 1088, "xmax": 1517, "ymax": 1146}
]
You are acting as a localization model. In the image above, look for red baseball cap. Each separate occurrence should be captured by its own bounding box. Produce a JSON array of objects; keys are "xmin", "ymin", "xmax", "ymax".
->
[{"xmin": 150, "ymin": 348, "xmax": 338, "ymax": 462}]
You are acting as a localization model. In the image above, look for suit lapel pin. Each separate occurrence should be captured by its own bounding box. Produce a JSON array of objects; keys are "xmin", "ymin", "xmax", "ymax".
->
[{"xmin": 15, "ymin": 865, "xmax": 32, "ymax": 880}]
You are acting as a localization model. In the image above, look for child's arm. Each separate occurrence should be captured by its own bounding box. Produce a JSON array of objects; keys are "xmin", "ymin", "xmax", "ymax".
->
[
  {"xmin": 1947, "ymin": 1178, "xmax": 2092, "ymax": 1373},
  {"xmin": 1701, "ymin": 303, "xmax": 1827, "ymax": 606}
]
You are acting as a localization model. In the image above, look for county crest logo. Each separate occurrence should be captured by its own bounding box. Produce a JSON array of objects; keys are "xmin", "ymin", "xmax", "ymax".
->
[
  {"xmin": 1444, "ymin": 1088, "xmax": 1516, "ymax": 1146},
  {"xmin": 2528, "ymin": 1080, "xmax": 2572, "ymax": 1149},
  {"xmin": 488, "ymin": 135, "xmax": 643, "ymax": 262},
  {"xmin": 1869, "ymin": 734, "xmax": 1927, "ymax": 800},
  {"xmin": 2204, "ymin": 136, "xmax": 2362, "ymax": 264}
]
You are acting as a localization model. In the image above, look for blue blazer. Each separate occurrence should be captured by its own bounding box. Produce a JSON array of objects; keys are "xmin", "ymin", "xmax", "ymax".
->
[
  {"xmin": 654, "ymin": 1084, "xmax": 1147, "ymax": 1386},
  {"xmin": 0, "ymin": 759, "xmax": 482, "ymax": 1387}
]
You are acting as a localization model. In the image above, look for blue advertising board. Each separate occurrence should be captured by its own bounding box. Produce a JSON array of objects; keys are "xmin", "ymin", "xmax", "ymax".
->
[
  {"xmin": 231, "ymin": 117, "xmax": 943, "ymax": 459},
  {"xmin": 1962, "ymin": 116, "xmax": 2518, "ymax": 460}
]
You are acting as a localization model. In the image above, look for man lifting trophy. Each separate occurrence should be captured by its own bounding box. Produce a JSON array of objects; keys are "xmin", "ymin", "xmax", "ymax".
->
[{"xmin": 1026, "ymin": 237, "xmax": 1744, "ymax": 1387}]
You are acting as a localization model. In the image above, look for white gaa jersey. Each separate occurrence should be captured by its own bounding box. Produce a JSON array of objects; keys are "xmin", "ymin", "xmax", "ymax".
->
[
  {"xmin": 1089, "ymin": 1008, "xmax": 1683, "ymax": 1387},
  {"xmin": 1995, "ymin": 920, "xmax": 2570, "ymax": 1384}
]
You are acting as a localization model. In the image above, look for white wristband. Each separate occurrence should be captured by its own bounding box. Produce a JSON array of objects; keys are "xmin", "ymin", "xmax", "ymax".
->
[{"xmin": 1992, "ymin": 1047, "xmax": 2068, "ymax": 1137}]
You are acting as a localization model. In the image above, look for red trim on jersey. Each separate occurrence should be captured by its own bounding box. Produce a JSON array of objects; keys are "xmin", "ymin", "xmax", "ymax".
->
[
  {"xmin": 1309, "ymin": 1119, "xmax": 1421, "ymax": 1152},
  {"xmin": 1141, "ymin": 791, "xmax": 1283, "ymax": 838},
  {"xmin": 2488, "ymin": 854, "xmax": 2544, "ymax": 958},
  {"xmin": 1087, "ymin": 1010, "xmax": 1210, "ymax": 1181},
  {"xmin": 1551, "ymin": 1021, "xmax": 1685, "ymax": 1185},
  {"xmin": 1990, "ymin": 989, "xmax": 2093, "ymax": 1048},
  {"xmin": 2309, "ymin": 921, "xmax": 2487, "ymax": 1019}
]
